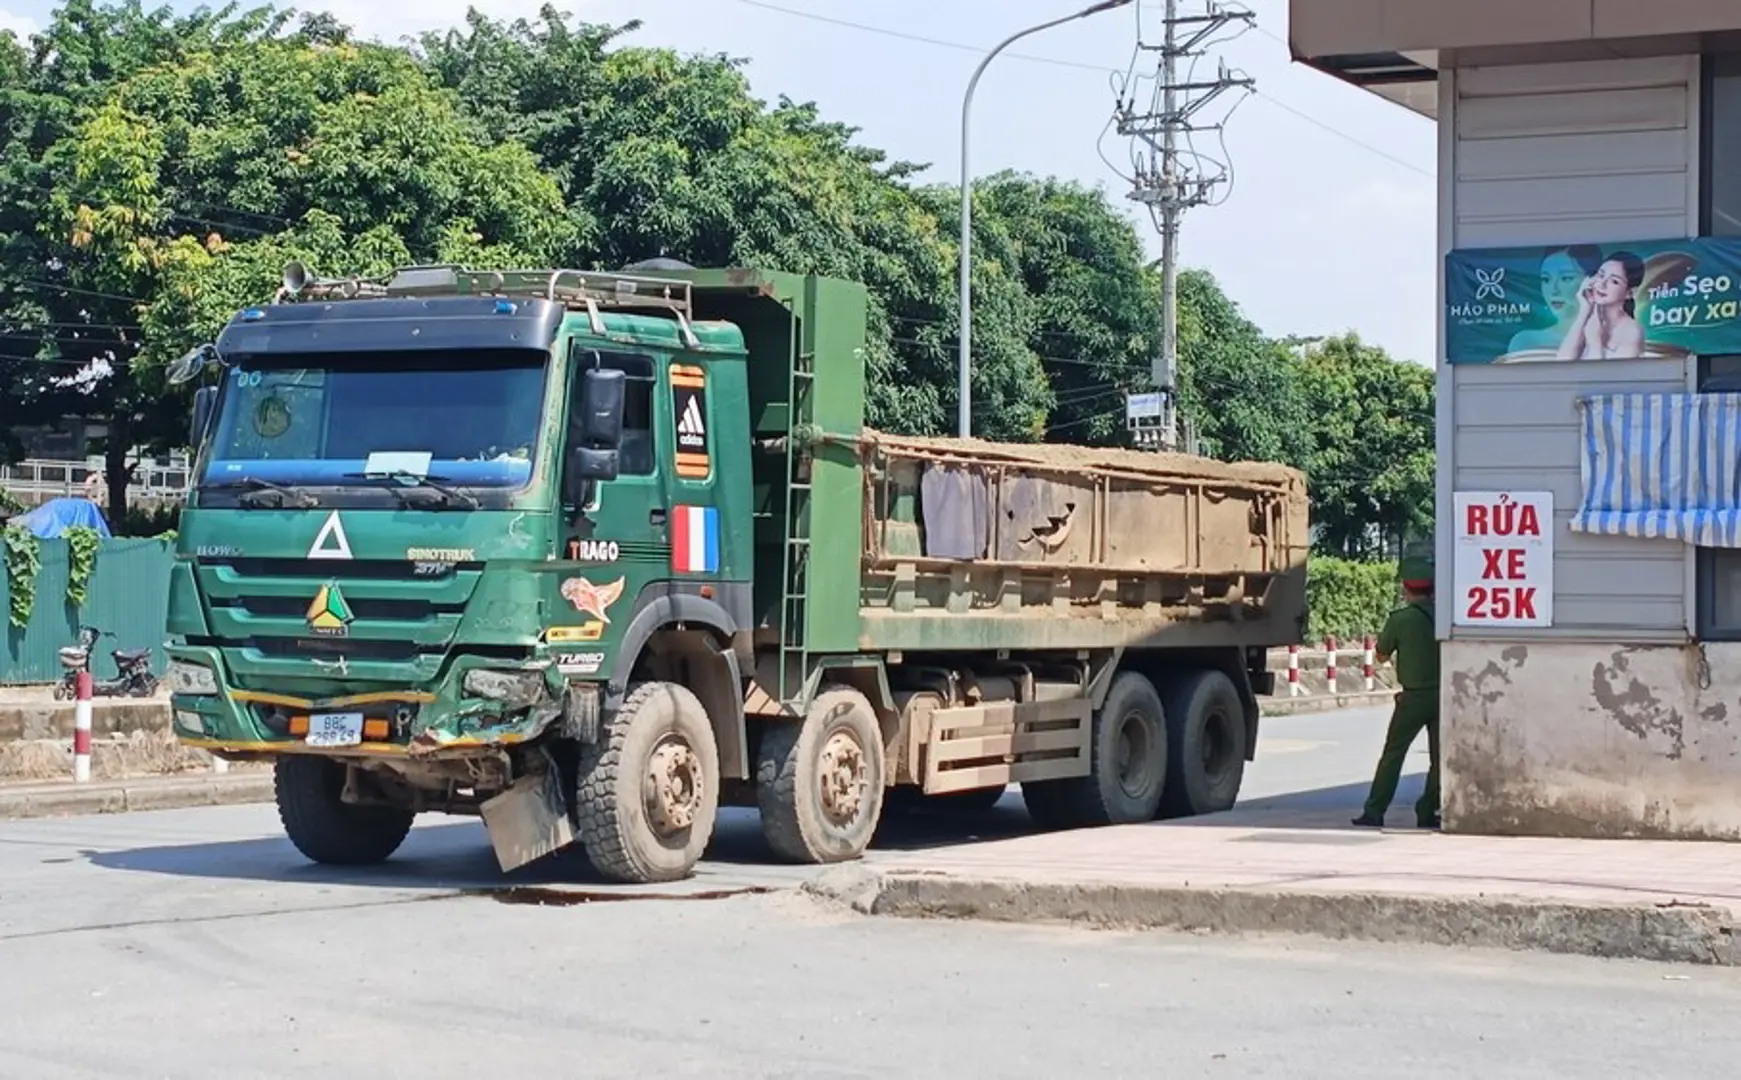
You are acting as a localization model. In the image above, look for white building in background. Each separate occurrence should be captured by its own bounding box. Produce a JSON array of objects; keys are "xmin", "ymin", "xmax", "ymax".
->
[{"xmin": 1292, "ymin": 2, "xmax": 1741, "ymax": 839}]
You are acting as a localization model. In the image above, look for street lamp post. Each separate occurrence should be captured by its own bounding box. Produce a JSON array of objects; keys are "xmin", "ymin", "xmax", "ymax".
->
[{"xmin": 957, "ymin": 0, "xmax": 1134, "ymax": 439}]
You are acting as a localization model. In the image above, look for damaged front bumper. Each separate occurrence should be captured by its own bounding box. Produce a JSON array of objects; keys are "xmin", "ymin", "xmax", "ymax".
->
[{"xmin": 166, "ymin": 644, "xmax": 578, "ymax": 760}]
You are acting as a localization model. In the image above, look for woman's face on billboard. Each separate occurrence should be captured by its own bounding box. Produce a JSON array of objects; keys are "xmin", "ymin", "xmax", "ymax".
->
[
  {"xmin": 1590, "ymin": 259, "xmax": 1633, "ymax": 307},
  {"xmin": 1539, "ymin": 251, "xmax": 1585, "ymax": 318}
]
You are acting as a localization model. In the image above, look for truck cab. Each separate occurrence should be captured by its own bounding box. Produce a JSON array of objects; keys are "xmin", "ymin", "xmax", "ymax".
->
[{"xmin": 167, "ymin": 265, "xmax": 761, "ymax": 882}]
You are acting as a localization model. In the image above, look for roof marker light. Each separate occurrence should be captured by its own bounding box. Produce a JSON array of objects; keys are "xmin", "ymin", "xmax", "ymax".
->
[
  {"xmin": 495, "ymin": 300, "xmax": 518, "ymax": 315},
  {"xmin": 242, "ymin": 308, "xmax": 265, "ymax": 322}
]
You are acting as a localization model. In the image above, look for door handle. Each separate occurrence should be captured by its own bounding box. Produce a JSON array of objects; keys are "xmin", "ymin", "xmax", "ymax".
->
[{"xmin": 649, "ymin": 509, "xmax": 667, "ymax": 526}]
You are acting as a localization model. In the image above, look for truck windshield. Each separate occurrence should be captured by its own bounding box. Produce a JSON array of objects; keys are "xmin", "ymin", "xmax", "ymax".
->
[{"xmin": 199, "ymin": 349, "xmax": 547, "ymax": 490}]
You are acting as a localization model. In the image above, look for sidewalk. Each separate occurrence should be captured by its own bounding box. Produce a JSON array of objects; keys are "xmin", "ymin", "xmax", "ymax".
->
[
  {"xmin": 0, "ymin": 770, "xmax": 272, "ymax": 820},
  {"xmin": 809, "ymin": 799, "xmax": 1741, "ymax": 966}
]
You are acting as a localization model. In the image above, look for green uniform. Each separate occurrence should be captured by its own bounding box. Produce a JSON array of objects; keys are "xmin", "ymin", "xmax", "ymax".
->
[{"xmin": 1360, "ymin": 598, "xmax": 1441, "ymax": 825}]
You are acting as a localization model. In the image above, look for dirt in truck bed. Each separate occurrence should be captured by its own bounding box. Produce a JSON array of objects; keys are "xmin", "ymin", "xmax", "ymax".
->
[{"xmin": 861, "ymin": 430, "xmax": 1305, "ymax": 488}]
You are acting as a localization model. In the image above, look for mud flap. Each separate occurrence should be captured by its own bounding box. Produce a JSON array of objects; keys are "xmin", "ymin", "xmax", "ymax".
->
[{"xmin": 479, "ymin": 768, "xmax": 575, "ymax": 873}]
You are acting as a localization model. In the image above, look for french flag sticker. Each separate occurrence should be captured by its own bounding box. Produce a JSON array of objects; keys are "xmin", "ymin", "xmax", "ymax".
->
[{"xmin": 671, "ymin": 505, "xmax": 721, "ymax": 574}]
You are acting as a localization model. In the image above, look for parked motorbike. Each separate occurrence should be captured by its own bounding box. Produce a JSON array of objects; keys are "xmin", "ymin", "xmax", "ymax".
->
[{"xmin": 51, "ymin": 625, "xmax": 159, "ymax": 700}]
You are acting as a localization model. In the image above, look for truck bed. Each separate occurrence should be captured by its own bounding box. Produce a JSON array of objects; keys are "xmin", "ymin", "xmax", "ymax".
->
[{"xmin": 850, "ymin": 430, "xmax": 1309, "ymax": 653}]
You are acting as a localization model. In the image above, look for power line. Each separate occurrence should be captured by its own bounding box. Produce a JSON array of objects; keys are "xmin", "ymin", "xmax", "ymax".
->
[{"xmin": 728, "ymin": 0, "xmax": 1430, "ymax": 178}]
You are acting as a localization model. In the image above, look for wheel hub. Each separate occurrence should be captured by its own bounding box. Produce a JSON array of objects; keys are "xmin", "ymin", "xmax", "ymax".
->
[
  {"xmin": 644, "ymin": 736, "xmax": 704, "ymax": 836},
  {"xmin": 818, "ymin": 731, "xmax": 867, "ymax": 826}
]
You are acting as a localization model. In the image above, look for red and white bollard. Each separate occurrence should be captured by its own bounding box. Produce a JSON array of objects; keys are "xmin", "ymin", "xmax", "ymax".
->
[
  {"xmin": 1286, "ymin": 644, "xmax": 1302, "ymax": 696},
  {"xmin": 1324, "ymin": 636, "xmax": 1338, "ymax": 690},
  {"xmin": 73, "ymin": 671, "xmax": 93, "ymax": 784},
  {"xmin": 1362, "ymin": 635, "xmax": 1377, "ymax": 692}
]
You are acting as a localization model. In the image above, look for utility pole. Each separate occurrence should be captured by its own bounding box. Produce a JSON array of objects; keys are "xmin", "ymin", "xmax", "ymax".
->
[{"xmin": 1117, "ymin": 0, "xmax": 1254, "ymax": 452}]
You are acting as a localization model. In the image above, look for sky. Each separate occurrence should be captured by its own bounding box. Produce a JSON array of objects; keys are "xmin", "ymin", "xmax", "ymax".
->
[{"xmin": 0, "ymin": 0, "xmax": 1439, "ymax": 364}]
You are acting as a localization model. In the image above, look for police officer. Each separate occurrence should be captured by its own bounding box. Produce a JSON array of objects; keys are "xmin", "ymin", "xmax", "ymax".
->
[{"xmin": 1352, "ymin": 556, "xmax": 1441, "ymax": 830}]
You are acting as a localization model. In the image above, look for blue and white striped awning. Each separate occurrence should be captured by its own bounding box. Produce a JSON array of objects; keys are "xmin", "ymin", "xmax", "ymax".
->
[{"xmin": 1572, "ymin": 391, "xmax": 1741, "ymax": 545}]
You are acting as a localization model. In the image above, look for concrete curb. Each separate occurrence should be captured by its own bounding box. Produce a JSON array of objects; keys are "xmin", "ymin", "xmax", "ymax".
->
[
  {"xmin": 0, "ymin": 773, "xmax": 274, "ymax": 821},
  {"xmin": 1259, "ymin": 689, "xmax": 1397, "ymax": 716},
  {"xmin": 803, "ymin": 865, "xmax": 1741, "ymax": 967}
]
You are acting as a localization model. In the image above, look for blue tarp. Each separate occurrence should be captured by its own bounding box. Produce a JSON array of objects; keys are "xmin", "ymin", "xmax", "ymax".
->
[
  {"xmin": 1571, "ymin": 391, "xmax": 1741, "ymax": 545},
  {"xmin": 10, "ymin": 497, "xmax": 112, "ymax": 539}
]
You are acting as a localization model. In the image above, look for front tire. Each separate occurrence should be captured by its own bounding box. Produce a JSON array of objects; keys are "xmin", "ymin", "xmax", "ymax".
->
[
  {"xmin": 1159, "ymin": 669, "xmax": 1249, "ymax": 817},
  {"xmin": 757, "ymin": 686, "xmax": 886, "ymax": 863},
  {"xmin": 1021, "ymin": 670, "xmax": 1168, "ymax": 829},
  {"xmin": 275, "ymin": 756, "xmax": 414, "ymax": 866},
  {"xmin": 574, "ymin": 681, "xmax": 721, "ymax": 885}
]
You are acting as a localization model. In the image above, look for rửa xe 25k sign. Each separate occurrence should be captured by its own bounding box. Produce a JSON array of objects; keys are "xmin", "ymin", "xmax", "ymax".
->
[{"xmin": 1453, "ymin": 491, "xmax": 1553, "ymax": 628}]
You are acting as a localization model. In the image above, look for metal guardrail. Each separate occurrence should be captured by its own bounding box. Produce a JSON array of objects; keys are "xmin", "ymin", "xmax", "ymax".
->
[{"xmin": 0, "ymin": 457, "xmax": 189, "ymax": 507}]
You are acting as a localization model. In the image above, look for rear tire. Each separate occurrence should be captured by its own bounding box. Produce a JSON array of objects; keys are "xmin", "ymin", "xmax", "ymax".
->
[
  {"xmin": 275, "ymin": 756, "xmax": 414, "ymax": 866},
  {"xmin": 575, "ymin": 681, "xmax": 721, "ymax": 885},
  {"xmin": 1159, "ymin": 669, "xmax": 1249, "ymax": 817},
  {"xmin": 758, "ymin": 686, "xmax": 886, "ymax": 863},
  {"xmin": 1020, "ymin": 671, "xmax": 1168, "ymax": 829}
]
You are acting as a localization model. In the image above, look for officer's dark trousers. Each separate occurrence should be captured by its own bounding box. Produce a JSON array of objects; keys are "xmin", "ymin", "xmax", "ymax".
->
[{"xmin": 1361, "ymin": 688, "xmax": 1440, "ymax": 823}]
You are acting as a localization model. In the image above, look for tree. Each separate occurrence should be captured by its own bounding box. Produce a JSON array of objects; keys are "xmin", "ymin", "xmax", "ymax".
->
[
  {"xmin": 418, "ymin": 7, "xmax": 1056, "ymax": 440},
  {"xmin": 1174, "ymin": 269, "xmax": 1313, "ymax": 469},
  {"xmin": 952, "ymin": 172, "xmax": 1160, "ymax": 445},
  {"xmin": 1296, "ymin": 333, "xmax": 1435, "ymax": 558},
  {"xmin": 0, "ymin": 2, "xmax": 296, "ymax": 511},
  {"xmin": 3, "ymin": 4, "xmax": 570, "ymax": 516}
]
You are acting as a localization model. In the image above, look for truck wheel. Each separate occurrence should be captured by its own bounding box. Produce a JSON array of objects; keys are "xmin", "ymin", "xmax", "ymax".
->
[
  {"xmin": 1020, "ymin": 671, "xmax": 1167, "ymax": 829},
  {"xmin": 575, "ymin": 681, "xmax": 720, "ymax": 885},
  {"xmin": 757, "ymin": 686, "xmax": 886, "ymax": 863},
  {"xmin": 1159, "ymin": 669, "xmax": 1249, "ymax": 817},
  {"xmin": 275, "ymin": 756, "xmax": 414, "ymax": 866}
]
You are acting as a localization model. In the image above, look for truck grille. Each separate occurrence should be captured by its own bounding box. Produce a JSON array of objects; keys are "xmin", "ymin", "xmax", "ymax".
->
[{"xmin": 193, "ymin": 557, "xmax": 485, "ymax": 682}]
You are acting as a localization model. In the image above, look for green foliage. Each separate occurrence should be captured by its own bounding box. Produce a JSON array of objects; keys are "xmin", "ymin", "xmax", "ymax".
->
[
  {"xmin": 64, "ymin": 524, "xmax": 100, "ymax": 607},
  {"xmin": 1306, "ymin": 556, "xmax": 1399, "ymax": 641},
  {"xmin": 1296, "ymin": 335, "xmax": 1435, "ymax": 558},
  {"xmin": 0, "ymin": 485, "xmax": 22, "ymax": 516},
  {"xmin": 1177, "ymin": 270, "xmax": 1314, "ymax": 469},
  {"xmin": 2, "ymin": 525, "xmax": 40, "ymax": 628},
  {"xmin": 116, "ymin": 501, "xmax": 182, "ymax": 538}
]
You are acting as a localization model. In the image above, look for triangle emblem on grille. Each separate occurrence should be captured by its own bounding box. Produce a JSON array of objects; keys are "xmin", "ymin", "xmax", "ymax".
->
[{"xmin": 307, "ymin": 510, "xmax": 353, "ymax": 561}]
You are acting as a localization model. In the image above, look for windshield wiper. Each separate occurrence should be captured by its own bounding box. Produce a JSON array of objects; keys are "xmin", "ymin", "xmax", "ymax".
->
[
  {"xmin": 200, "ymin": 477, "xmax": 320, "ymax": 509},
  {"xmin": 343, "ymin": 469, "xmax": 480, "ymax": 510}
]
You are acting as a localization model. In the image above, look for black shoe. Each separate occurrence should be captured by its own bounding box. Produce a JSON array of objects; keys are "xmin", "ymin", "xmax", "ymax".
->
[
  {"xmin": 1351, "ymin": 814, "xmax": 1384, "ymax": 828},
  {"xmin": 1417, "ymin": 814, "xmax": 1441, "ymax": 830}
]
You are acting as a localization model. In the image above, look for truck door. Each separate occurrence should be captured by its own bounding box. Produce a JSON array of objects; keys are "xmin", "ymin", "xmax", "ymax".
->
[{"xmin": 558, "ymin": 346, "xmax": 664, "ymax": 635}]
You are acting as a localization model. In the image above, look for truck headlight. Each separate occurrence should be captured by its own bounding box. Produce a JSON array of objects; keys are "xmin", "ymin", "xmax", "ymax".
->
[
  {"xmin": 462, "ymin": 668, "xmax": 550, "ymax": 709},
  {"xmin": 166, "ymin": 660, "xmax": 218, "ymax": 696}
]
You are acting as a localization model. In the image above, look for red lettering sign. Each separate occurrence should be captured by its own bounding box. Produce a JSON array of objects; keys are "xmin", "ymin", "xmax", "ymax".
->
[
  {"xmin": 1464, "ymin": 498, "xmax": 1543, "ymax": 539},
  {"xmin": 1464, "ymin": 586, "xmax": 1538, "ymax": 621}
]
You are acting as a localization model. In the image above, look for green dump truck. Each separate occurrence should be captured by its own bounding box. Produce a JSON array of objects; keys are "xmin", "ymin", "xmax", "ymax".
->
[{"xmin": 162, "ymin": 263, "xmax": 1309, "ymax": 885}]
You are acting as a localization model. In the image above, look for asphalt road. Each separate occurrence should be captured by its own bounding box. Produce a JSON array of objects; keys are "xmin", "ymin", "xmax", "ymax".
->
[{"xmin": 8, "ymin": 705, "xmax": 1624, "ymax": 1080}]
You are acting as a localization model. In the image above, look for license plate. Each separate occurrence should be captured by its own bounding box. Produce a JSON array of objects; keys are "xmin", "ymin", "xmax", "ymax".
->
[{"xmin": 306, "ymin": 711, "xmax": 365, "ymax": 748}]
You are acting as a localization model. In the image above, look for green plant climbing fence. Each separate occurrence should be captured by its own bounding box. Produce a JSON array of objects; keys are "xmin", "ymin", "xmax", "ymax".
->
[{"xmin": 0, "ymin": 536, "xmax": 175, "ymax": 684}]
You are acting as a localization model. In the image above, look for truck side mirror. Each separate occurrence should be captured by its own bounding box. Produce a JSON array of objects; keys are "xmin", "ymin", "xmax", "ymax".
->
[
  {"xmin": 190, "ymin": 386, "xmax": 217, "ymax": 448},
  {"xmin": 563, "ymin": 368, "xmax": 627, "ymax": 511},
  {"xmin": 579, "ymin": 367, "xmax": 626, "ymax": 447}
]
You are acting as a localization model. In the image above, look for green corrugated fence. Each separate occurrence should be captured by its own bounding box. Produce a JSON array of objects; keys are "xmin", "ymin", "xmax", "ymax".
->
[{"xmin": 1, "ymin": 537, "xmax": 175, "ymax": 684}]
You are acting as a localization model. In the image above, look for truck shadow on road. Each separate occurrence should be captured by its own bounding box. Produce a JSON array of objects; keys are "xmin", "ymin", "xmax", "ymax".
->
[
  {"xmin": 82, "ymin": 775, "xmax": 1426, "ymax": 893},
  {"xmin": 79, "ymin": 796, "xmax": 1044, "ymax": 893}
]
